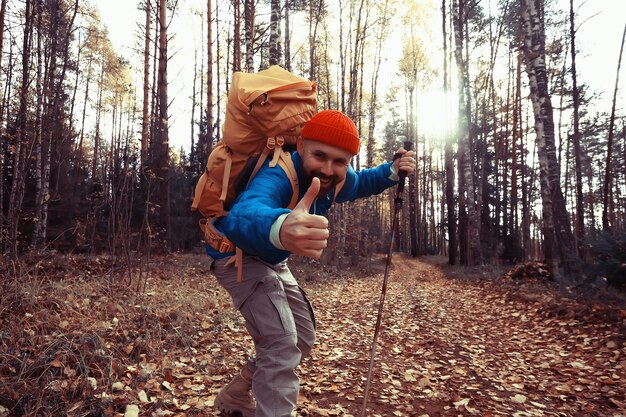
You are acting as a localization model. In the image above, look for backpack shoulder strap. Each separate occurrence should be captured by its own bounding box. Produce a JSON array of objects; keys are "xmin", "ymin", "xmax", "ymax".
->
[
  {"xmin": 277, "ymin": 150, "xmax": 299, "ymax": 209},
  {"xmin": 245, "ymin": 137, "xmax": 300, "ymax": 210},
  {"xmin": 191, "ymin": 168, "xmax": 209, "ymax": 212}
]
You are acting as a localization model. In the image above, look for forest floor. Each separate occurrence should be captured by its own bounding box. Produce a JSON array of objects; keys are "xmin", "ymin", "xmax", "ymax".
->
[{"xmin": 1, "ymin": 253, "xmax": 625, "ymax": 417}]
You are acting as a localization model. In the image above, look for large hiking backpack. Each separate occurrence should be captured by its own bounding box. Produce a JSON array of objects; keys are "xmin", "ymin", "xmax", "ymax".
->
[{"xmin": 191, "ymin": 66, "xmax": 318, "ymax": 268}]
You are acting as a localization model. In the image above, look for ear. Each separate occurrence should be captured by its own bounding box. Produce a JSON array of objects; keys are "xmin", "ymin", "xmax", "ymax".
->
[{"xmin": 297, "ymin": 137, "xmax": 304, "ymax": 154}]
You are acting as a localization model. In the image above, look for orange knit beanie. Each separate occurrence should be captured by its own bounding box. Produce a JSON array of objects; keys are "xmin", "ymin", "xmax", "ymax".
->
[{"xmin": 301, "ymin": 110, "xmax": 360, "ymax": 155}]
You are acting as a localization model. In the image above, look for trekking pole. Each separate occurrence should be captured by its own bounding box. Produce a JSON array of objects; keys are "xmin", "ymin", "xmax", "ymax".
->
[{"xmin": 360, "ymin": 141, "xmax": 413, "ymax": 417}]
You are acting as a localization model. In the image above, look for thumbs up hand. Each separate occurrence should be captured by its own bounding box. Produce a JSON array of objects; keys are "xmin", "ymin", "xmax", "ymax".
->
[{"xmin": 280, "ymin": 177, "xmax": 330, "ymax": 259}]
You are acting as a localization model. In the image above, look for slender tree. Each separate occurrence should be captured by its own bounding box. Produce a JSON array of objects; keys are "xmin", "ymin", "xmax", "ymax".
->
[
  {"xmin": 308, "ymin": 0, "xmax": 324, "ymax": 80},
  {"xmin": 233, "ymin": 0, "xmax": 241, "ymax": 71},
  {"xmin": 269, "ymin": 0, "xmax": 282, "ymax": 66},
  {"xmin": 244, "ymin": 0, "xmax": 254, "ymax": 71},
  {"xmin": 206, "ymin": 0, "xmax": 214, "ymax": 156},
  {"xmin": 156, "ymin": 0, "xmax": 171, "ymax": 248},
  {"xmin": 141, "ymin": 0, "xmax": 151, "ymax": 167},
  {"xmin": 602, "ymin": 23, "xmax": 626, "ymax": 231},
  {"xmin": 442, "ymin": 0, "xmax": 456, "ymax": 264},
  {"xmin": 452, "ymin": 0, "xmax": 481, "ymax": 265},
  {"xmin": 569, "ymin": 0, "xmax": 584, "ymax": 250},
  {"xmin": 520, "ymin": 0, "xmax": 579, "ymax": 278}
]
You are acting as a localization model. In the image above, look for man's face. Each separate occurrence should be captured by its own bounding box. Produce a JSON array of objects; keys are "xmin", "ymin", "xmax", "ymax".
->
[{"xmin": 298, "ymin": 139, "xmax": 353, "ymax": 197}]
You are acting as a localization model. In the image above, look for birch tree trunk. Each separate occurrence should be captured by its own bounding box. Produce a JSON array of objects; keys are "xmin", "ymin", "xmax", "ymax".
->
[
  {"xmin": 244, "ymin": 0, "xmax": 254, "ymax": 72},
  {"xmin": 452, "ymin": 0, "xmax": 480, "ymax": 265},
  {"xmin": 215, "ymin": 1, "xmax": 221, "ymax": 142},
  {"xmin": 157, "ymin": 0, "xmax": 171, "ymax": 249},
  {"xmin": 521, "ymin": 0, "xmax": 579, "ymax": 278},
  {"xmin": 269, "ymin": 0, "xmax": 281, "ymax": 66}
]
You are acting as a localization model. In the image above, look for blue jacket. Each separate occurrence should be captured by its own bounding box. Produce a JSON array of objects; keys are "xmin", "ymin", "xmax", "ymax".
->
[{"xmin": 206, "ymin": 151, "xmax": 398, "ymax": 264}]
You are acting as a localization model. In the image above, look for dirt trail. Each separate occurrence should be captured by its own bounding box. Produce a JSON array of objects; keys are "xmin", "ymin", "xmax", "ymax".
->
[{"xmin": 298, "ymin": 255, "xmax": 625, "ymax": 417}]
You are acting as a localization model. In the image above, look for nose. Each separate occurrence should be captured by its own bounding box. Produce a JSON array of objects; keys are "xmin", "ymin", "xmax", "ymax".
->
[{"xmin": 320, "ymin": 160, "xmax": 333, "ymax": 176}]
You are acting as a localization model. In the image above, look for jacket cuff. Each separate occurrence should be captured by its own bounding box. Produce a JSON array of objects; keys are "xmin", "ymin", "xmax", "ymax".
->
[
  {"xmin": 269, "ymin": 213, "xmax": 290, "ymax": 250},
  {"xmin": 388, "ymin": 162, "xmax": 399, "ymax": 181}
]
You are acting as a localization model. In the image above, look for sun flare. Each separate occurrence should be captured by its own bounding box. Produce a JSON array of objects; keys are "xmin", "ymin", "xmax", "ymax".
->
[{"xmin": 418, "ymin": 89, "xmax": 457, "ymax": 141}]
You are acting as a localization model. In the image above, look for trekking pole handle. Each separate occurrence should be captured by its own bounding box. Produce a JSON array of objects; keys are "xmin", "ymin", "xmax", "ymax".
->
[{"xmin": 393, "ymin": 141, "xmax": 413, "ymax": 194}]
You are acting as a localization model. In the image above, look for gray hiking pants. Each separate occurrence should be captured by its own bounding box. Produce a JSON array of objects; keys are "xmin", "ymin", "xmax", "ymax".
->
[{"xmin": 212, "ymin": 256, "xmax": 316, "ymax": 417}]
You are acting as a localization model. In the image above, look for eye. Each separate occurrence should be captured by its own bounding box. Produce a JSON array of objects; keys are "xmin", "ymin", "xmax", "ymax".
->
[{"xmin": 313, "ymin": 151, "xmax": 327, "ymax": 161}]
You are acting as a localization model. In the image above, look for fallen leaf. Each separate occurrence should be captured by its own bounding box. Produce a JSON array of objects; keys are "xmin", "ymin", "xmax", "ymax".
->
[
  {"xmin": 510, "ymin": 394, "xmax": 527, "ymax": 404},
  {"xmin": 124, "ymin": 405, "xmax": 139, "ymax": 417},
  {"xmin": 138, "ymin": 390, "xmax": 149, "ymax": 403}
]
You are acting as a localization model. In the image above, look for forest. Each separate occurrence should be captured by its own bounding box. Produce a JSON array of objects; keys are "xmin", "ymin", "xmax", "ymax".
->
[
  {"xmin": 0, "ymin": 0, "xmax": 625, "ymax": 415},
  {"xmin": 0, "ymin": 0, "xmax": 625, "ymax": 283}
]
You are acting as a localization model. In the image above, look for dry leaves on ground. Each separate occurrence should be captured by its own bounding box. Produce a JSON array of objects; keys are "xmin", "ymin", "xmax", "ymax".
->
[{"xmin": 1, "ymin": 253, "xmax": 624, "ymax": 417}]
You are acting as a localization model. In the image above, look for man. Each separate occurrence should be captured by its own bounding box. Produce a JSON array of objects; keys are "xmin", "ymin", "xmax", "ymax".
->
[{"xmin": 207, "ymin": 110, "xmax": 416, "ymax": 417}]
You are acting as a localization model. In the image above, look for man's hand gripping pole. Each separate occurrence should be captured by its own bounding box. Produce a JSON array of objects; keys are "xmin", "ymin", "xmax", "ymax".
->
[{"xmin": 360, "ymin": 141, "xmax": 413, "ymax": 417}]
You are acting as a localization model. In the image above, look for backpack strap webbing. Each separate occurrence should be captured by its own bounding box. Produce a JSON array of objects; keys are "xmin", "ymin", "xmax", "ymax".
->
[
  {"xmin": 219, "ymin": 153, "xmax": 233, "ymax": 201},
  {"xmin": 276, "ymin": 151, "xmax": 299, "ymax": 209},
  {"xmin": 191, "ymin": 169, "xmax": 209, "ymax": 212},
  {"xmin": 199, "ymin": 218, "xmax": 235, "ymax": 253}
]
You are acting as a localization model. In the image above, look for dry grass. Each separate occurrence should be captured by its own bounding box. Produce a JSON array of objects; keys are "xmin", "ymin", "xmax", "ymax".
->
[{"xmin": 0, "ymin": 253, "xmax": 224, "ymax": 416}]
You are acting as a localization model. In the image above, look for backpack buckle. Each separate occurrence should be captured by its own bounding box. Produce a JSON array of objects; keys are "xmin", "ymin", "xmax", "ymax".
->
[
  {"xmin": 219, "ymin": 240, "xmax": 234, "ymax": 253},
  {"xmin": 266, "ymin": 137, "xmax": 276, "ymax": 149}
]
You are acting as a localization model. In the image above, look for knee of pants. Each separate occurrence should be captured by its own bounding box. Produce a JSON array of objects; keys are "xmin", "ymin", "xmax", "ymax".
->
[{"xmin": 257, "ymin": 333, "xmax": 302, "ymax": 371}]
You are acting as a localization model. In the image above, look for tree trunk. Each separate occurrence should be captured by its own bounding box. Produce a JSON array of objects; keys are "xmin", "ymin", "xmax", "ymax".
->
[
  {"xmin": 308, "ymin": 0, "xmax": 323, "ymax": 81},
  {"xmin": 452, "ymin": 0, "xmax": 480, "ymax": 265},
  {"xmin": 442, "ymin": 0, "xmax": 456, "ymax": 264},
  {"xmin": 232, "ymin": 0, "xmax": 241, "ymax": 72},
  {"xmin": 7, "ymin": 0, "xmax": 33, "ymax": 256},
  {"xmin": 32, "ymin": 1, "xmax": 46, "ymax": 248},
  {"xmin": 569, "ymin": 0, "xmax": 584, "ymax": 250},
  {"xmin": 157, "ymin": 0, "xmax": 171, "ymax": 249},
  {"xmin": 0, "ymin": 0, "xmax": 6, "ymax": 70},
  {"xmin": 521, "ymin": 0, "xmax": 579, "ymax": 279},
  {"xmin": 284, "ymin": 0, "xmax": 291, "ymax": 71},
  {"xmin": 216, "ymin": 0, "xmax": 221, "ymax": 142},
  {"xmin": 269, "ymin": 0, "xmax": 281, "ymax": 66},
  {"xmin": 141, "ymin": 0, "xmax": 151, "ymax": 168},
  {"xmin": 364, "ymin": 0, "xmax": 390, "ymax": 264},
  {"xmin": 408, "ymin": 88, "xmax": 418, "ymax": 257},
  {"xmin": 206, "ymin": 0, "xmax": 214, "ymax": 157},
  {"xmin": 92, "ymin": 66, "xmax": 105, "ymax": 180},
  {"xmin": 602, "ymin": 23, "xmax": 626, "ymax": 231},
  {"xmin": 0, "ymin": 22, "xmax": 12, "ymax": 247},
  {"xmin": 244, "ymin": 0, "xmax": 254, "ymax": 72}
]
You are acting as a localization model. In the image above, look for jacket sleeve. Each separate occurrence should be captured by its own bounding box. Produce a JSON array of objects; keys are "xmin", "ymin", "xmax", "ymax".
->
[
  {"xmin": 335, "ymin": 161, "xmax": 398, "ymax": 203},
  {"xmin": 216, "ymin": 164, "xmax": 293, "ymax": 261}
]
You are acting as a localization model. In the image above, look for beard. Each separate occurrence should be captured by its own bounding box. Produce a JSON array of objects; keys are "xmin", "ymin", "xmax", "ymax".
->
[{"xmin": 303, "ymin": 170, "xmax": 341, "ymax": 198}]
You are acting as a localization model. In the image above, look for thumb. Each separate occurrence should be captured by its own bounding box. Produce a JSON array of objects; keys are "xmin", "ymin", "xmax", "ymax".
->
[{"xmin": 294, "ymin": 177, "xmax": 320, "ymax": 213}]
